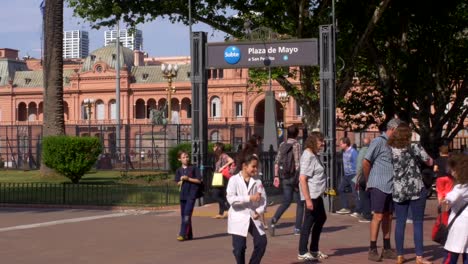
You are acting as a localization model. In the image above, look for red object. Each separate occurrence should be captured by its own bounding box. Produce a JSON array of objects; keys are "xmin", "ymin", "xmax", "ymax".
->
[
  {"xmin": 432, "ymin": 210, "xmax": 449, "ymax": 242},
  {"xmin": 221, "ymin": 163, "xmax": 235, "ymax": 179},
  {"xmin": 436, "ymin": 176, "xmax": 455, "ymax": 201}
]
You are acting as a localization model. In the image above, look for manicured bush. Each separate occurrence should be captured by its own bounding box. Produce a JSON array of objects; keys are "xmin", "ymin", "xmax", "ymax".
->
[{"xmin": 42, "ymin": 136, "xmax": 102, "ymax": 183}]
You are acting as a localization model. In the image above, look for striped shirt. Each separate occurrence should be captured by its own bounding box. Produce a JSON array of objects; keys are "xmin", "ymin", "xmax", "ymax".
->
[{"xmin": 364, "ymin": 133, "xmax": 394, "ymax": 194}]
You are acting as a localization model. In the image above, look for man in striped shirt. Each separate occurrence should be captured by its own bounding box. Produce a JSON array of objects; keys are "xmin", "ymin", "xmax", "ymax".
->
[{"xmin": 363, "ymin": 118, "xmax": 401, "ymax": 262}]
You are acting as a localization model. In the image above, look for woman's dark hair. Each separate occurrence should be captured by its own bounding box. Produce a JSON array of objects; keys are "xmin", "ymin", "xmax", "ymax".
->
[
  {"xmin": 387, "ymin": 122, "xmax": 411, "ymax": 148},
  {"xmin": 214, "ymin": 142, "xmax": 225, "ymax": 152},
  {"xmin": 304, "ymin": 131, "xmax": 324, "ymax": 154},
  {"xmin": 287, "ymin": 125, "xmax": 299, "ymax": 139},
  {"xmin": 240, "ymin": 153, "xmax": 259, "ymax": 167},
  {"xmin": 448, "ymin": 154, "xmax": 468, "ymax": 184}
]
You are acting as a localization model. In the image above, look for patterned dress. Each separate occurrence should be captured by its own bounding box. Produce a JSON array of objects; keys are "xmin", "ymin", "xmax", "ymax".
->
[{"xmin": 391, "ymin": 143, "xmax": 430, "ymax": 203}]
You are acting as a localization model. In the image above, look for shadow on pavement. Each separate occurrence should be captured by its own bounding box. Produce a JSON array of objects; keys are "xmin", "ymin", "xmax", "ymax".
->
[
  {"xmin": 322, "ymin": 225, "xmax": 351, "ymax": 233},
  {"xmin": 193, "ymin": 232, "xmax": 230, "ymax": 241},
  {"xmin": 331, "ymin": 246, "xmax": 369, "ymax": 256}
]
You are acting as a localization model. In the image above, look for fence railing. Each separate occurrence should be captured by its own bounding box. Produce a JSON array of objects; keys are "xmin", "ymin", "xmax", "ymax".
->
[{"xmin": 0, "ymin": 183, "xmax": 180, "ymax": 206}]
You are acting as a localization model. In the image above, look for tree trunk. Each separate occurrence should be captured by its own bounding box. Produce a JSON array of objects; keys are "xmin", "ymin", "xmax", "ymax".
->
[{"xmin": 40, "ymin": 0, "xmax": 65, "ymax": 176}]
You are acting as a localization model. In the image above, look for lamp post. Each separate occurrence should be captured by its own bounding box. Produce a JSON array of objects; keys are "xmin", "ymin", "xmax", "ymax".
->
[
  {"xmin": 278, "ymin": 92, "xmax": 290, "ymax": 129},
  {"xmin": 161, "ymin": 63, "xmax": 179, "ymax": 123},
  {"xmin": 83, "ymin": 98, "xmax": 95, "ymax": 135}
]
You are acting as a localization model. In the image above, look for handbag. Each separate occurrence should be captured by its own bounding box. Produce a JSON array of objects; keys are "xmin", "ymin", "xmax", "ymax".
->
[
  {"xmin": 432, "ymin": 202, "xmax": 468, "ymax": 245},
  {"xmin": 221, "ymin": 163, "xmax": 236, "ymax": 179},
  {"xmin": 211, "ymin": 172, "xmax": 224, "ymax": 187}
]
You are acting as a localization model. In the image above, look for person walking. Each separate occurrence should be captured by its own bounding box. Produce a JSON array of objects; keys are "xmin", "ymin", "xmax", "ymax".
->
[
  {"xmin": 355, "ymin": 137, "xmax": 372, "ymax": 222},
  {"xmin": 362, "ymin": 118, "xmax": 400, "ymax": 261},
  {"xmin": 174, "ymin": 150, "xmax": 202, "ymax": 241},
  {"xmin": 297, "ymin": 132, "xmax": 329, "ymax": 261},
  {"xmin": 269, "ymin": 125, "xmax": 304, "ymax": 236},
  {"xmin": 388, "ymin": 122, "xmax": 434, "ymax": 264},
  {"xmin": 434, "ymin": 145, "xmax": 455, "ymax": 204},
  {"xmin": 226, "ymin": 154, "xmax": 268, "ymax": 264},
  {"xmin": 337, "ymin": 137, "xmax": 359, "ymax": 215},
  {"xmin": 212, "ymin": 142, "xmax": 234, "ymax": 219},
  {"xmin": 442, "ymin": 154, "xmax": 468, "ymax": 264}
]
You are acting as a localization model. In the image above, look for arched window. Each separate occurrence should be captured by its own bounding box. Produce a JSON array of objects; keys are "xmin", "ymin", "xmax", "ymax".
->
[
  {"xmin": 210, "ymin": 96, "xmax": 221, "ymax": 118},
  {"xmin": 96, "ymin": 100, "xmax": 105, "ymax": 120},
  {"xmin": 135, "ymin": 99, "xmax": 145, "ymax": 119},
  {"xmin": 28, "ymin": 102, "xmax": 37, "ymax": 121},
  {"xmin": 17, "ymin": 102, "xmax": 27, "ymax": 121},
  {"xmin": 210, "ymin": 130, "xmax": 222, "ymax": 142},
  {"xmin": 109, "ymin": 99, "xmax": 117, "ymax": 120}
]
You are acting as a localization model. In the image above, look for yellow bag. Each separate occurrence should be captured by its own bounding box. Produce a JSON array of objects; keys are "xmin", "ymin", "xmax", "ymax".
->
[{"xmin": 212, "ymin": 172, "xmax": 224, "ymax": 187}]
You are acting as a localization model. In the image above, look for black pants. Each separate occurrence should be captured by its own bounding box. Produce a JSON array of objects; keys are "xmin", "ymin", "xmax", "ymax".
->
[
  {"xmin": 299, "ymin": 197, "xmax": 327, "ymax": 255},
  {"xmin": 232, "ymin": 219, "xmax": 267, "ymax": 264},
  {"xmin": 212, "ymin": 187, "xmax": 229, "ymax": 215}
]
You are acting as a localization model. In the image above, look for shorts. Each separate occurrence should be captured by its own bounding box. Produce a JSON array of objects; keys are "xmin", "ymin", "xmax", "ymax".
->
[{"xmin": 369, "ymin": 188, "xmax": 394, "ymax": 214}]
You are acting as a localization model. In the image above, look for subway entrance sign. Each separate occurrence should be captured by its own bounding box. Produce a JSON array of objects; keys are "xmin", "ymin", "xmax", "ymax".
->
[{"xmin": 207, "ymin": 39, "xmax": 318, "ymax": 68}]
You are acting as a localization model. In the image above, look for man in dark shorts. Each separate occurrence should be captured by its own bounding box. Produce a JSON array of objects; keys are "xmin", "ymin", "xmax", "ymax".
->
[{"xmin": 362, "ymin": 118, "xmax": 400, "ymax": 262}]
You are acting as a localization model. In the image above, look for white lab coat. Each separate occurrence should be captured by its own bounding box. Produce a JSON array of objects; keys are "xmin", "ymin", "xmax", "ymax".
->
[
  {"xmin": 226, "ymin": 173, "xmax": 267, "ymax": 237},
  {"xmin": 444, "ymin": 184, "xmax": 468, "ymax": 253}
]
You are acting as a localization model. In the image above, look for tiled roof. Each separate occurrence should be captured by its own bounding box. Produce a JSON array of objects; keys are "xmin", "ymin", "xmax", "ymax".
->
[
  {"xmin": 0, "ymin": 59, "xmax": 28, "ymax": 86},
  {"xmin": 81, "ymin": 44, "xmax": 134, "ymax": 72},
  {"xmin": 12, "ymin": 69, "xmax": 75, "ymax": 88},
  {"xmin": 132, "ymin": 64, "xmax": 190, "ymax": 83}
]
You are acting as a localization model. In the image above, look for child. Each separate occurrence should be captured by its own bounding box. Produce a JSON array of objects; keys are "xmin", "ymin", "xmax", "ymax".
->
[
  {"xmin": 442, "ymin": 154, "xmax": 468, "ymax": 264},
  {"xmin": 434, "ymin": 145, "xmax": 455, "ymax": 204},
  {"xmin": 226, "ymin": 154, "xmax": 267, "ymax": 264},
  {"xmin": 174, "ymin": 150, "xmax": 202, "ymax": 241}
]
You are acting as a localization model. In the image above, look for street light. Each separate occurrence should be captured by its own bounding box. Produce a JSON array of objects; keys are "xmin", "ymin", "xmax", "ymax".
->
[
  {"xmin": 161, "ymin": 63, "xmax": 179, "ymax": 123},
  {"xmin": 83, "ymin": 98, "xmax": 95, "ymax": 135},
  {"xmin": 278, "ymin": 92, "xmax": 290, "ymax": 129}
]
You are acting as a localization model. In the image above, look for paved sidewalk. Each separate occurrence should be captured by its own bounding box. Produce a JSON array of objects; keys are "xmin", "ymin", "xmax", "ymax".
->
[{"xmin": 0, "ymin": 198, "xmax": 449, "ymax": 264}]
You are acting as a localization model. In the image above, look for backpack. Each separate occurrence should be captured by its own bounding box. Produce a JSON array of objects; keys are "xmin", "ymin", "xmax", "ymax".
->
[
  {"xmin": 188, "ymin": 166, "xmax": 204, "ymax": 199},
  {"xmin": 277, "ymin": 143, "xmax": 296, "ymax": 179}
]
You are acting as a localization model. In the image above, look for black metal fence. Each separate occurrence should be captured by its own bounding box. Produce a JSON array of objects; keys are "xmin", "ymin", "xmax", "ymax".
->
[
  {"xmin": 0, "ymin": 124, "xmax": 466, "ymax": 171},
  {"xmin": 0, "ymin": 182, "xmax": 180, "ymax": 206}
]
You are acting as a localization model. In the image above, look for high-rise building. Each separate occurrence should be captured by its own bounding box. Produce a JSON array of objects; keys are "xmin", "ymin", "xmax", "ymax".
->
[
  {"xmin": 104, "ymin": 29, "xmax": 143, "ymax": 51},
  {"xmin": 63, "ymin": 30, "xmax": 89, "ymax": 59}
]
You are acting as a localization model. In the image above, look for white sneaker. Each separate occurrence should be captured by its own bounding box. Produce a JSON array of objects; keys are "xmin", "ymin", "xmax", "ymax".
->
[
  {"xmin": 350, "ymin": 212, "xmax": 361, "ymax": 218},
  {"xmin": 336, "ymin": 208, "xmax": 351, "ymax": 214},
  {"xmin": 311, "ymin": 251, "xmax": 329, "ymax": 259},
  {"xmin": 297, "ymin": 252, "xmax": 316, "ymax": 261},
  {"xmin": 406, "ymin": 219, "xmax": 413, "ymax": 224}
]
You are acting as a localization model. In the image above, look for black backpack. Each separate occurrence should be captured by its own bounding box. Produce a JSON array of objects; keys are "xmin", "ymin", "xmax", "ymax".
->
[{"xmin": 278, "ymin": 143, "xmax": 296, "ymax": 179}]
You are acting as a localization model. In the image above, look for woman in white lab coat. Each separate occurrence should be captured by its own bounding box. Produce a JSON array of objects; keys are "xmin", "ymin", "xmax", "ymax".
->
[{"xmin": 226, "ymin": 153, "xmax": 267, "ymax": 264}]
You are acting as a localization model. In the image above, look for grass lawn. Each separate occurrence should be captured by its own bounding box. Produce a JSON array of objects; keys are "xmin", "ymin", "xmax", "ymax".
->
[
  {"xmin": 0, "ymin": 170, "xmax": 180, "ymax": 206},
  {"xmin": 0, "ymin": 170, "xmax": 173, "ymax": 185}
]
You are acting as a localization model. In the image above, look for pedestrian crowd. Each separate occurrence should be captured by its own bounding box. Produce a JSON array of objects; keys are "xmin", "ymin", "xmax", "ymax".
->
[{"xmin": 173, "ymin": 120, "xmax": 468, "ymax": 264}]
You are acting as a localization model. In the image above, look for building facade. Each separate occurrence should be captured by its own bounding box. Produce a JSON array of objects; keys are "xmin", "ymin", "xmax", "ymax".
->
[
  {"xmin": 63, "ymin": 30, "xmax": 89, "ymax": 59},
  {"xmin": 104, "ymin": 29, "xmax": 143, "ymax": 51}
]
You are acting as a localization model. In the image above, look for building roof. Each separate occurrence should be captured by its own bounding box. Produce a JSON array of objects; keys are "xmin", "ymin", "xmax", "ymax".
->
[
  {"xmin": 131, "ymin": 64, "xmax": 190, "ymax": 83},
  {"xmin": 0, "ymin": 58, "xmax": 28, "ymax": 86},
  {"xmin": 12, "ymin": 69, "xmax": 75, "ymax": 88},
  {"xmin": 81, "ymin": 43, "xmax": 134, "ymax": 72}
]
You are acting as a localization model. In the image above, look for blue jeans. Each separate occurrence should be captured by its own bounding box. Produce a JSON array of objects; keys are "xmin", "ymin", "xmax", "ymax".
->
[
  {"xmin": 272, "ymin": 177, "xmax": 304, "ymax": 230},
  {"xmin": 179, "ymin": 198, "xmax": 196, "ymax": 238},
  {"xmin": 394, "ymin": 188, "xmax": 427, "ymax": 256},
  {"xmin": 338, "ymin": 174, "xmax": 358, "ymax": 211}
]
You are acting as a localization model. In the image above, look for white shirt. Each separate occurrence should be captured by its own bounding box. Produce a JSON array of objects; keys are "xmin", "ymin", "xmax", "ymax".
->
[{"xmin": 226, "ymin": 173, "xmax": 267, "ymax": 237}]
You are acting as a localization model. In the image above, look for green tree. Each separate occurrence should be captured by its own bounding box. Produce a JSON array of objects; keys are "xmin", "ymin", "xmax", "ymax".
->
[
  {"xmin": 67, "ymin": 0, "xmax": 389, "ymax": 130},
  {"xmin": 41, "ymin": 0, "xmax": 66, "ymax": 176},
  {"xmin": 337, "ymin": 0, "xmax": 467, "ymax": 155}
]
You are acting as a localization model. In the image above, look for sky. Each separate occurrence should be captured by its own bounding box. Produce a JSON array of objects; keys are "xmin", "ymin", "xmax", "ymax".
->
[{"xmin": 0, "ymin": 0, "xmax": 226, "ymax": 59}]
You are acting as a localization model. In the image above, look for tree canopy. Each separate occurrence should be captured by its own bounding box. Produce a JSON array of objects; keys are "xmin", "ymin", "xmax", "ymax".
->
[{"xmin": 67, "ymin": 0, "xmax": 468, "ymax": 155}]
